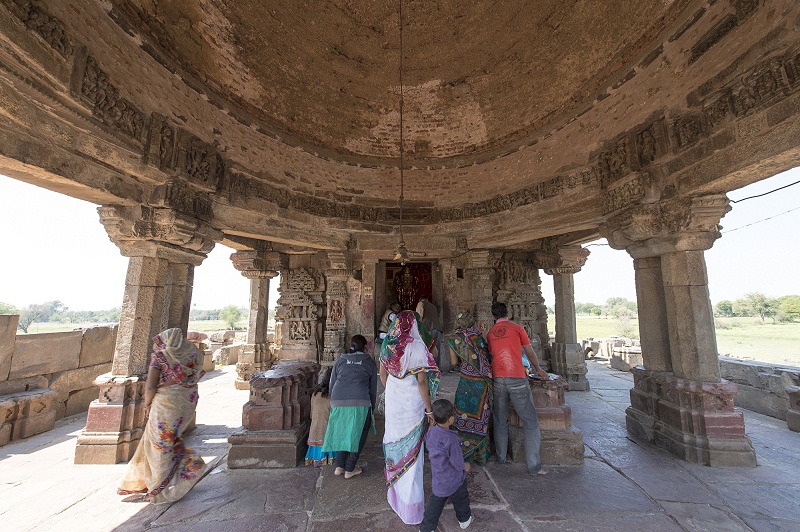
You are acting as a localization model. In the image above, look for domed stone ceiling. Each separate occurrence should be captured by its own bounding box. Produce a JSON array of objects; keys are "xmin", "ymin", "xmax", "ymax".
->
[{"xmin": 111, "ymin": 0, "xmax": 681, "ymax": 167}]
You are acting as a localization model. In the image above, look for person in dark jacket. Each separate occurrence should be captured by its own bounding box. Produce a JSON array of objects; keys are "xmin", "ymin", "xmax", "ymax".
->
[{"xmin": 321, "ymin": 334, "xmax": 378, "ymax": 478}]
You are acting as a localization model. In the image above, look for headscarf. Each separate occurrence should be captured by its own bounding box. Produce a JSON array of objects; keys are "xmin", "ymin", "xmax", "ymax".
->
[
  {"xmin": 152, "ymin": 328, "xmax": 204, "ymax": 386},
  {"xmin": 450, "ymin": 311, "xmax": 492, "ymax": 379},
  {"xmin": 380, "ymin": 310, "xmax": 440, "ymax": 398}
]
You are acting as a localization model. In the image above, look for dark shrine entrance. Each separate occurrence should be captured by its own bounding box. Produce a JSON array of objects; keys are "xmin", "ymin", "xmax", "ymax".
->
[{"xmin": 385, "ymin": 262, "xmax": 433, "ymax": 311}]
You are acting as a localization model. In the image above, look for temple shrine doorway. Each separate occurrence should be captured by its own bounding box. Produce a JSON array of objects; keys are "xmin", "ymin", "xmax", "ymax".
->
[{"xmin": 385, "ymin": 262, "xmax": 433, "ymax": 311}]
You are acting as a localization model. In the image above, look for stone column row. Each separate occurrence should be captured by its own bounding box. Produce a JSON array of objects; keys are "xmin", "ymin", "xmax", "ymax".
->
[{"xmin": 602, "ymin": 195, "xmax": 756, "ymax": 467}]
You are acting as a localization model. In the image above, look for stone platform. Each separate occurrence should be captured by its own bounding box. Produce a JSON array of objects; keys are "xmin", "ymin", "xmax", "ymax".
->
[{"xmin": 1, "ymin": 362, "xmax": 799, "ymax": 531}]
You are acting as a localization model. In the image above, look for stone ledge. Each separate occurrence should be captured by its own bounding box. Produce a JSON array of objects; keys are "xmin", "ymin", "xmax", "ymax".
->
[{"xmin": 0, "ymin": 388, "xmax": 58, "ymax": 446}]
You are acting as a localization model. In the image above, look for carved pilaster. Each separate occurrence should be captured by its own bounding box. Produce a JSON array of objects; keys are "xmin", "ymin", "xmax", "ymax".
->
[
  {"xmin": 467, "ymin": 250, "xmax": 495, "ymax": 332},
  {"xmin": 275, "ymin": 267, "xmax": 325, "ymax": 362},
  {"xmin": 231, "ymin": 248, "xmax": 284, "ymax": 389},
  {"xmin": 322, "ymin": 251, "xmax": 349, "ymax": 368}
]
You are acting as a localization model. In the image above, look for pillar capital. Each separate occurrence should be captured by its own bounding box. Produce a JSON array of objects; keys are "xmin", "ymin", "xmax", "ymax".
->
[
  {"xmin": 539, "ymin": 245, "xmax": 591, "ymax": 275},
  {"xmin": 601, "ymin": 195, "xmax": 730, "ymax": 258},
  {"xmin": 98, "ymin": 204, "xmax": 221, "ymax": 265},
  {"xmin": 230, "ymin": 249, "xmax": 286, "ymax": 279}
]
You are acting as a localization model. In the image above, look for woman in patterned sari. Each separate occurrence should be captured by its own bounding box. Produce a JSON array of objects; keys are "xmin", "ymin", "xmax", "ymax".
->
[
  {"xmin": 117, "ymin": 328, "xmax": 206, "ymax": 503},
  {"xmin": 449, "ymin": 311, "xmax": 493, "ymax": 464},
  {"xmin": 380, "ymin": 310, "xmax": 441, "ymax": 525}
]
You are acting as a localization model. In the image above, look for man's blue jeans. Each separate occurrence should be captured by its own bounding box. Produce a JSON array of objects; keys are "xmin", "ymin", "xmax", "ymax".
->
[{"xmin": 492, "ymin": 377, "xmax": 543, "ymax": 474}]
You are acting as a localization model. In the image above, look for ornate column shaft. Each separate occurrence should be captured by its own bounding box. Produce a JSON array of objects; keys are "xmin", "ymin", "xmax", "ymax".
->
[
  {"xmin": 75, "ymin": 203, "xmax": 220, "ymax": 464},
  {"xmin": 541, "ymin": 245, "xmax": 590, "ymax": 391},
  {"xmin": 602, "ymin": 194, "xmax": 755, "ymax": 467},
  {"xmin": 231, "ymin": 248, "xmax": 284, "ymax": 390}
]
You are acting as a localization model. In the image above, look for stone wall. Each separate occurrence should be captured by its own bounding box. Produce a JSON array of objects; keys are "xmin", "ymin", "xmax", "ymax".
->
[
  {"xmin": 0, "ymin": 318, "xmax": 116, "ymax": 446},
  {"xmin": 719, "ymin": 357, "xmax": 800, "ymax": 422}
]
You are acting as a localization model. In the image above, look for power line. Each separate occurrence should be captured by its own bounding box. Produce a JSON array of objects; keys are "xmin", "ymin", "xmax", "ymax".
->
[
  {"xmin": 721, "ymin": 206, "xmax": 800, "ymax": 234},
  {"xmin": 730, "ymin": 178, "xmax": 800, "ymax": 203}
]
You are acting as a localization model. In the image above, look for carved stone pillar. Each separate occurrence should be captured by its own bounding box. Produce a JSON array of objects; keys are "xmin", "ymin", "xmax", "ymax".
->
[
  {"xmin": 75, "ymin": 204, "xmax": 220, "ymax": 464},
  {"xmin": 495, "ymin": 253, "xmax": 550, "ymax": 369},
  {"xmin": 542, "ymin": 246, "xmax": 591, "ymax": 391},
  {"xmin": 231, "ymin": 248, "xmax": 285, "ymax": 390},
  {"xmin": 602, "ymin": 195, "xmax": 756, "ymax": 466},
  {"xmin": 321, "ymin": 252, "xmax": 349, "ymax": 368},
  {"xmin": 467, "ymin": 250, "xmax": 495, "ymax": 333}
]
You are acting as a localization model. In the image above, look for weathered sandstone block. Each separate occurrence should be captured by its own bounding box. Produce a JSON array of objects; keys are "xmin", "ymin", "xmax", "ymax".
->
[
  {"xmin": 79, "ymin": 325, "xmax": 117, "ymax": 367},
  {"xmin": 10, "ymin": 331, "xmax": 81, "ymax": 380}
]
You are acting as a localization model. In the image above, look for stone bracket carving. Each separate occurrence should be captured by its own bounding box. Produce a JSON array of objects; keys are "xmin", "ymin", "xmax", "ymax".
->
[
  {"xmin": 98, "ymin": 204, "xmax": 221, "ymax": 263},
  {"xmin": 231, "ymin": 250, "xmax": 285, "ymax": 279},
  {"xmin": 602, "ymin": 195, "xmax": 730, "ymax": 257}
]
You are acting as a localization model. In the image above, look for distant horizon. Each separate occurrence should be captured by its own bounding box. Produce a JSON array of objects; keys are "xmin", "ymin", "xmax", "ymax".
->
[{"xmin": 1, "ymin": 168, "xmax": 799, "ymax": 312}]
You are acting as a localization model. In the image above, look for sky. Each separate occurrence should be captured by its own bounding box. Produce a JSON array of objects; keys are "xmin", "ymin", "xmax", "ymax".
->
[{"xmin": 0, "ymin": 168, "xmax": 799, "ymax": 311}]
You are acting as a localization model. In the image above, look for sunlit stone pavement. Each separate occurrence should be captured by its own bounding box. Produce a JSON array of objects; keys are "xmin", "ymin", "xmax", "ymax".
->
[{"xmin": 1, "ymin": 362, "xmax": 799, "ymax": 531}]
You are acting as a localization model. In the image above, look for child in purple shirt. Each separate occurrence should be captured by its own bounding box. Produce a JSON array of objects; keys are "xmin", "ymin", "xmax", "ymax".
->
[{"xmin": 420, "ymin": 398, "xmax": 473, "ymax": 531}]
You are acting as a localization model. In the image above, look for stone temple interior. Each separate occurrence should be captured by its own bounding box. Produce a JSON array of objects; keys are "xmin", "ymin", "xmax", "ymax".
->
[{"xmin": 3, "ymin": 0, "xmax": 800, "ymax": 467}]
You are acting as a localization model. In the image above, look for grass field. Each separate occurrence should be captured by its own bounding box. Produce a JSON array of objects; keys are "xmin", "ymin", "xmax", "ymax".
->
[{"xmin": 576, "ymin": 315, "xmax": 800, "ymax": 367}]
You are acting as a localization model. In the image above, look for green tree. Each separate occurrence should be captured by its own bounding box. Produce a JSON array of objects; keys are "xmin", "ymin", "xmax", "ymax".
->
[
  {"xmin": 715, "ymin": 300, "xmax": 734, "ymax": 317},
  {"xmin": 17, "ymin": 303, "xmax": 49, "ymax": 333},
  {"xmin": 742, "ymin": 292, "xmax": 778, "ymax": 322},
  {"xmin": 591, "ymin": 306, "xmax": 602, "ymax": 317},
  {"xmin": 778, "ymin": 295, "xmax": 800, "ymax": 321},
  {"xmin": 0, "ymin": 302, "xmax": 19, "ymax": 314},
  {"xmin": 220, "ymin": 305, "xmax": 243, "ymax": 330}
]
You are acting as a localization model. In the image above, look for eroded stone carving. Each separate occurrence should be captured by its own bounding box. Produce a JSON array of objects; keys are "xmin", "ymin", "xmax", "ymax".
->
[
  {"xmin": 150, "ymin": 180, "xmax": 213, "ymax": 222},
  {"xmin": 175, "ymin": 132, "xmax": 224, "ymax": 192},
  {"xmin": 80, "ymin": 57, "xmax": 145, "ymax": 142},
  {"xmin": 2, "ymin": 0, "xmax": 72, "ymax": 57}
]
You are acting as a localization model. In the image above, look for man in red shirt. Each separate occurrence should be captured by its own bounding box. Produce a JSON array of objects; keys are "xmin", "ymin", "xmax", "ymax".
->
[{"xmin": 486, "ymin": 302, "xmax": 548, "ymax": 475}]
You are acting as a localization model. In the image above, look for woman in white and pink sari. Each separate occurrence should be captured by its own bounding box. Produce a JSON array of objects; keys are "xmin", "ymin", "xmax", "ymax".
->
[{"xmin": 380, "ymin": 310, "xmax": 441, "ymax": 525}]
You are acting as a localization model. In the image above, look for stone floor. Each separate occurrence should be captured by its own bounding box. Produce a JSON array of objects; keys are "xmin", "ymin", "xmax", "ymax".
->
[{"xmin": 1, "ymin": 361, "xmax": 799, "ymax": 532}]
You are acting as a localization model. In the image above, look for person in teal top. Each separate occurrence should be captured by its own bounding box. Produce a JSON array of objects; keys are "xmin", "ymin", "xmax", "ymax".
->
[{"xmin": 322, "ymin": 334, "xmax": 377, "ymax": 479}]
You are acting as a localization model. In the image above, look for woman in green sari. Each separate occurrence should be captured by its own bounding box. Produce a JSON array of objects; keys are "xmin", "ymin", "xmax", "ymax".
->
[{"xmin": 448, "ymin": 311, "xmax": 493, "ymax": 464}]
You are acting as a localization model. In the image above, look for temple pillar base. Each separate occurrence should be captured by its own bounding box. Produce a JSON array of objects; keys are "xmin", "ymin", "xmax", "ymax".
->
[
  {"xmin": 550, "ymin": 342, "xmax": 590, "ymax": 391},
  {"xmin": 508, "ymin": 376, "xmax": 584, "ymax": 465},
  {"xmin": 74, "ymin": 374, "xmax": 146, "ymax": 464},
  {"xmin": 626, "ymin": 366, "xmax": 756, "ymax": 467}
]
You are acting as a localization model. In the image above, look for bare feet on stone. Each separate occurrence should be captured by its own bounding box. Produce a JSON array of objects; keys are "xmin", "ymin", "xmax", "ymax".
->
[{"xmin": 344, "ymin": 467, "xmax": 362, "ymax": 479}]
